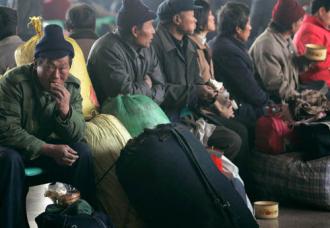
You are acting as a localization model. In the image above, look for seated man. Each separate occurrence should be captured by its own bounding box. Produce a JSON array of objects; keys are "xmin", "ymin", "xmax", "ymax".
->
[
  {"xmin": 249, "ymin": 0, "xmax": 305, "ymax": 102},
  {"xmin": 0, "ymin": 24, "xmax": 96, "ymax": 228},
  {"xmin": 0, "ymin": 6, "xmax": 23, "ymax": 75},
  {"xmin": 153, "ymin": 0, "xmax": 243, "ymax": 162},
  {"xmin": 87, "ymin": 0, "xmax": 165, "ymax": 106}
]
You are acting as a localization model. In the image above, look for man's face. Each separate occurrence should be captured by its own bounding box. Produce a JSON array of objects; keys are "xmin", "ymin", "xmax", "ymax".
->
[
  {"xmin": 177, "ymin": 10, "xmax": 197, "ymax": 35},
  {"xmin": 318, "ymin": 7, "xmax": 330, "ymax": 27},
  {"xmin": 133, "ymin": 20, "xmax": 155, "ymax": 48},
  {"xmin": 36, "ymin": 56, "xmax": 71, "ymax": 91},
  {"xmin": 235, "ymin": 17, "xmax": 252, "ymax": 43}
]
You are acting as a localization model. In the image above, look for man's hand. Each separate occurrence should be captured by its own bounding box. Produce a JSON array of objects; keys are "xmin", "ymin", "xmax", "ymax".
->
[
  {"xmin": 144, "ymin": 75, "xmax": 153, "ymax": 89},
  {"xmin": 214, "ymin": 101, "xmax": 235, "ymax": 119},
  {"xmin": 278, "ymin": 104, "xmax": 293, "ymax": 122},
  {"xmin": 41, "ymin": 144, "xmax": 79, "ymax": 166},
  {"xmin": 197, "ymin": 84, "xmax": 217, "ymax": 102},
  {"xmin": 50, "ymin": 83, "xmax": 71, "ymax": 119}
]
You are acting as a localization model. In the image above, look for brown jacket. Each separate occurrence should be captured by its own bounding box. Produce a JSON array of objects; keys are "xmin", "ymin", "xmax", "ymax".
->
[{"xmin": 189, "ymin": 34, "xmax": 214, "ymax": 83}]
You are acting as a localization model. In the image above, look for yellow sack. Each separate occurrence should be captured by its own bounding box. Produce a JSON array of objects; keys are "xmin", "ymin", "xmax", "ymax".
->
[
  {"xmin": 15, "ymin": 17, "xmax": 43, "ymax": 66},
  {"xmin": 15, "ymin": 17, "xmax": 99, "ymax": 120},
  {"xmin": 85, "ymin": 114, "xmax": 144, "ymax": 228}
]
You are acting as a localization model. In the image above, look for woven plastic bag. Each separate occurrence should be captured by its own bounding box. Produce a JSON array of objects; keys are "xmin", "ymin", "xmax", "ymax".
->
[
  {"xmin": 84, "ymin": 114, "xmax": 144, "ymax": 228},
  {"xmin": 101, "ymin": 95, "xmax": 170, "ymax": 137},
  {"xmin": 14, "ymin": 17, "xmax": 99, "ymax": 120}
]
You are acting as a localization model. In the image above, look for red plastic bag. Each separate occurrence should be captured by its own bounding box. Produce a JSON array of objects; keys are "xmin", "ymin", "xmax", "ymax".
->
[
  {"xmin": 207, "ymin": 147, "xmax": 224, "ymax": 172},
  {"xmin": 255, "ymin": 116, "xmax": 294, "ymax": 154}
]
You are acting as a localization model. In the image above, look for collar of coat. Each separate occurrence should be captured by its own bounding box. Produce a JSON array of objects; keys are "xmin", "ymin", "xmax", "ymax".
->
[
  {"xmin": 69, "ymin": 29, "xmax": 98, "ymax": 40},
  {"xmin": 188, "ymin": 34, "xmax": 208, "ymax": 50},
  {"xmin": 156, "ymin": 24, "xmax": 196, "ymax": 54},
  {"xmin": 266, "ymin": 26, "xmax": 294, "ymax": 51},
  {"xmin": 116, "ymin": 33, "xmax": 146, "ymax": 60}
]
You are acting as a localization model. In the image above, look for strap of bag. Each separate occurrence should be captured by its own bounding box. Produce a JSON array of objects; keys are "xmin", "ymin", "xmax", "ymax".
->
[
  {"xmin": 95, "ymin": 161, "xmax": 117, "ymax": 186},
  {"xmin": 171, "ymin": 126, "xmax": 238, "ymax": 227}
]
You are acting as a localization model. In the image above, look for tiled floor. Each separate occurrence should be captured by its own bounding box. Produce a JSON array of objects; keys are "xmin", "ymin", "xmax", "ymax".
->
[{"xmin": 27, "ymin": 184, "xmax": 330, "ymax": 228}]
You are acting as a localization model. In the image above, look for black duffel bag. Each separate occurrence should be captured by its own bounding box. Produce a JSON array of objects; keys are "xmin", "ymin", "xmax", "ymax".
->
[
  {"xmin": 35, "ymin": 200, "xmax": 114, "ymax": 228},
  {"xmin": 116, "ymin": 123, "xmax": 258, "ymax": 228}
]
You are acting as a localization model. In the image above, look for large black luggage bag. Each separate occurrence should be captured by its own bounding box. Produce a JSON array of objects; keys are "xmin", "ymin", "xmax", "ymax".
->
[{"xmin": 116, "ymin": 124, "xmax": 258, "ymax": 228}]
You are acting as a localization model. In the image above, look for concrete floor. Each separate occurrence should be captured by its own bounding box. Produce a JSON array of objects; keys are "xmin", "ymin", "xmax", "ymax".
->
[{"xmin": 27, "ymin": 184, "xmax": 330, "ymax": 228}]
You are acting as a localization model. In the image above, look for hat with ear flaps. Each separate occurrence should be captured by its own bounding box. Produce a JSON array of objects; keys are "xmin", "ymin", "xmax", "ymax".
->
[
  {"xmin": 272, "ymin": 0, "xmax": 305, "ymax": 30},
  {"xmin": 117, "ymin": 0, "xmax": 156, "ymax": 30},
  {"xmin": 34, "ymin": 24, "xmax": 74, "ymax": 60}
]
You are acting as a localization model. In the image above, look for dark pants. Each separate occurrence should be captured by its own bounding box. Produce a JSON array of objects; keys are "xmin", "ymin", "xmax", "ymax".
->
[
  {"xmin": 208, "ymin": 125, "xmax": 242, "ymax": 161},
  {"xmin": 201, "ymin": 112, "xmax": 253, "ymax": 194},
  {"xmin": 0, "ymin": 142, "xmax": 96, "ymax": 228}
]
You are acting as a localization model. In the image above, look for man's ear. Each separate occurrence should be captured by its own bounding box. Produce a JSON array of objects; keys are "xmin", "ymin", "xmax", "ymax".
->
[
  {"xmin": 172, "ymin": 14, "xmax": 182, "ymax": 26},
  {"xmin": 319, "ymin": 6, "xmax": 327, "ymax": 17},
  {"xmin": 131, "ymin": 25, "xmax": 139, "ymax": 38},
  {"xmin": 235, "ymin": 26, "xmax": 242, "ymax": 35}
]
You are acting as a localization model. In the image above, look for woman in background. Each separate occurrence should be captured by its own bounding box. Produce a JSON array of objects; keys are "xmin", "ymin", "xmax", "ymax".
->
[{"xmin": 190, "ymin": 0, "xmax": 250, "ymax": 174}]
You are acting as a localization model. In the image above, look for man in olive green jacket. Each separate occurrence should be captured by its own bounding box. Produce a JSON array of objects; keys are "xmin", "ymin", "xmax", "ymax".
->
[{"xmin": 0, "ymin": 25, "xmax": 96, "ymax": 228}]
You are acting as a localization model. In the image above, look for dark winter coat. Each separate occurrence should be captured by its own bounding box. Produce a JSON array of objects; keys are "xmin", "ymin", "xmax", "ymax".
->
[
  {"xmin": 211, "ymin": 35, "xmax": 269, "ymax": 123},
  {"xmin": 152, "ymin": 24, "xmax": 204, "ymax": 116},
  {"xmin": 87, "ymin": 32, "xmax": 165, "ymax": 105}
]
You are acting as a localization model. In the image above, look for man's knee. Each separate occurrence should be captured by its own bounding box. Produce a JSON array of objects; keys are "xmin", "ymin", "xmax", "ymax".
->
[
  {"xmin": 227, "ymin": 131, "xmax": 242, "ymax": 154},
  {"xmin": 208, "ymin": 127, "xmax": 242, "ymax": 160},
  {"xmin": 0, "ymin": 147, "xmax": 24, "ymax": 170},
  {"xmin": 70, "ymin": 142, "xmax": 93, "ymax": 160}
]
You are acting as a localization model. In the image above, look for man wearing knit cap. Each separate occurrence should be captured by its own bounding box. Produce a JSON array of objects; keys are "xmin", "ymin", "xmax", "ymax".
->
[
  {"xmin": 0, "ymin": 24, "xmax": 96, "ymax": 228},
  {"xmin": 249, "ymin": 0, "xmax": 306, "ymax": 102},
  {"xmin": 153, "ymin": 0, "xmax": 244, "ymax": 161},
  {"xmin": 87, "ymin": 0, "xmax": 165, "ymax": 106},
  {"xmin": 294, "ymin": 0, "xmax": 330, "ymax": 87},
  {"xmin": 0, "ymin": 6, "xmax": 23, "ymax": 75}
]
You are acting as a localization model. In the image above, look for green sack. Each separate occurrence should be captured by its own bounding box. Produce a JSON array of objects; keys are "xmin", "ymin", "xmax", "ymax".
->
[{"xmin": 101, "ymin": 95, "xmax": 170, "ymax": 137}]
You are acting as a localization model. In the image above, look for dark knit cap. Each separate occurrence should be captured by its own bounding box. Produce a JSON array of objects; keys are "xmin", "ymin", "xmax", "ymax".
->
[
  {"xmin": 272, "ymin": 0, "xmax": 305, "ymax": 29},
  {"xmin": 117, "ymin": 0, "xmax": 156, "ymax": 30},
  {"xmin": 34, "ymin": 24, "xmax": 74, "ymax": 60},
  {"xmin": 157, "ymin": 0, "xmax": 202, "ymax": 21}
]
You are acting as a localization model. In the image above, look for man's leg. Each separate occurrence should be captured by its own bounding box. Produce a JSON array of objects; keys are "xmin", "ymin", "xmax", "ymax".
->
[
  {"xmin": 69, "ymin": 142, "xmax": 97, "ymax": 208},
  {"xmin": 29, "ymin": 142, "xmax": 97, "ymax": 209},
  {"xmin": 207, "ymin": 125, "xmax": 242, "ymax": 161},
  {"xmin": 0, "ymin": 147, "xmax": 29, "ymax": 228}
]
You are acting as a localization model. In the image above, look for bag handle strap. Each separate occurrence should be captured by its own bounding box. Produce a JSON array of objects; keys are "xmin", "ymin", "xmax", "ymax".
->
[{"xmin": 171, "ymin": 126, "xmax": 237, "ymax": 227}]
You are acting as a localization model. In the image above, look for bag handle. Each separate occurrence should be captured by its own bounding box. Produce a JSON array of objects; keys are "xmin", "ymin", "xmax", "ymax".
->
[{"xmin": 171, "ymin": 126, "xmax": 238, "ymax": 227}]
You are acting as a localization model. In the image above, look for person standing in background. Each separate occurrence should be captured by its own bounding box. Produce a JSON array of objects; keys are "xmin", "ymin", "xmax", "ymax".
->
[
  {"xmin": 65, "ymin": 3, "xmax": 98, "ymax": 60},
  {"xmin": 294, "ymin": 0, "xmax": 330, "ymax": 87},
  {"xmin": 0, "ymin": 0, "xmax": 42, "ymax": 41},
  {"xmin": 0, "ymin": 6, "xmax": 23, "ymax": 75}
]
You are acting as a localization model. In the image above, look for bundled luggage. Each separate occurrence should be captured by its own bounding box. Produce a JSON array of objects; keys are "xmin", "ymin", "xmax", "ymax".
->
[
  {"xmin": 102, "ymin": 95, "xmax": 170, "ymax": 137},
  {"xmin": 116, "ymin": 123, "xmax": 258, "ymax": 228}
]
